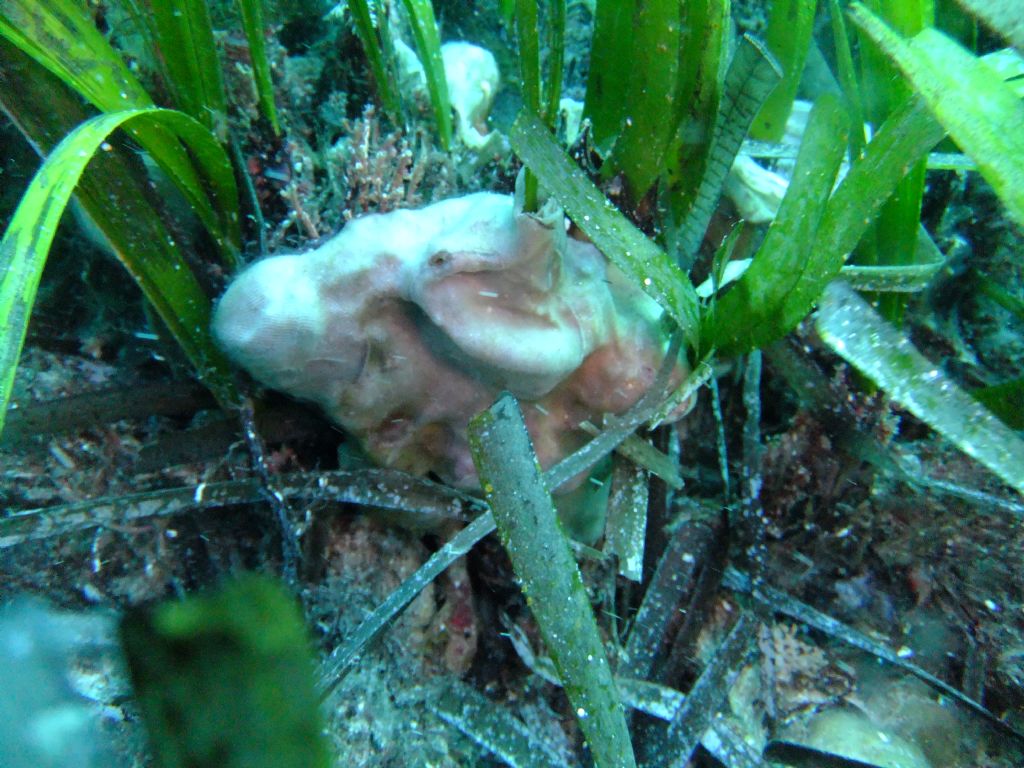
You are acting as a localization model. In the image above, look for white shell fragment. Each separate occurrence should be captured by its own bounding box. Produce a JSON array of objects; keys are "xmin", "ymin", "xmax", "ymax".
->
[
  {"xmin": 213, "ymin": 193, "xmax": 687, "ymax": 488},
  {"xmin": 441, "ymin": 42, "xmax": 500, "ymax": 149},
  {"xmin": 396, "ymin": 39, "xmax": 501, "ymax": 149},
  {"xmin": 724, "ymin": 155, "xmax": 790, "ymax": 224}
]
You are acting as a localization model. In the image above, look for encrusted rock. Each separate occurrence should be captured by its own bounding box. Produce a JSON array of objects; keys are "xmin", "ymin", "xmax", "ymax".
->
[{"xmin": 213, "ymin": 192, "xmax": 686, "ymax": 488}]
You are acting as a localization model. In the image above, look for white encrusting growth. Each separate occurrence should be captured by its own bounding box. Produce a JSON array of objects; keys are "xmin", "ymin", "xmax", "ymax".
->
[
  {"xmin": 213, "ymin": 192, "xmax": 689, "ymax": 488},
  {"xmin": 396, "ymin": 39, "xmax": 502, "ymax": 150}
]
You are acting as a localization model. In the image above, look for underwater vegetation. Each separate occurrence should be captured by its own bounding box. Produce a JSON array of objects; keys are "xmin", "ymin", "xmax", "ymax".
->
[{"xmin": 1, "ymin": 0, "xmax": 1024, "ymax": 766}]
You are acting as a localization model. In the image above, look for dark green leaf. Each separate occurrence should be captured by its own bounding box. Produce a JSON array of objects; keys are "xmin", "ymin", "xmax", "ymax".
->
[
  {"xmin": 750, "ymin": 0, "xmax": 816, "ymax": 141},
  {"xmin": 348, "ymin": 0, "xmax": 402, "ymax": 120},
  {"xmin": 469, "ymin": 394, "xmax": 636, "ymax": 768},
  {"xmin": 670, "ymin": 36, "xmax": 782, "ymax": 268},
  {"xmin": 851, "ymin": 0, "xmax": 932, "ymax": 324},
  {"xmin": 605, "ymin": 0, "xmax": 682, "ymax": 198},
  {"xmin": 783, "ymin": 96, "xmax": 947, "ymax": 329},
  {"xmin": 705, "ymin": 93, "xmax": 848, "ymax": 356},
  {"xmin": 661, "ymin": 0, "xmax": 729, "ymax": 244},
  {"xmin": 583, "ymin": 0, "xmax": 637, "ymax": 153},
  {"xmin": 0, "ymin": 107, "xmax": 240, "ymax": 435},
  {"xmin": 514, "ymin": 0, "xmax": 541, "ymax": 210},
  {"xmin": 145, "ymin": 0, "xmax": 228, "ymax": 136},
  {"xmin": 829, "ymin": 0, "xmax": 867, "ymax": 161},
  {"xmin": 236, "ymin": 0, "xmax": 280, "ymax": 134},
  {"xmin": 515, "ymin": 0, "xmax": 540, "ymax": 113},
  {"xmin": 851, "ymin": 4, "xmax": 1024, "ymax": 227},
  {"xmin": 401, "ymin": 0, "xmax": 452, "ymax": 150},
  {"xmin": 974, "ymin": 379, "xmax": 1024, "ymax": 430},
  {"xmin": 0, "ymin": 0, "xmax": 241, "ymax": 263},
  {"xmin": 839, "ymin": 225, "xmax": 945, "ymax": 292},
  {"xmin": 543, "ymin": 0, "xmax": 565, "ymax": 126}
]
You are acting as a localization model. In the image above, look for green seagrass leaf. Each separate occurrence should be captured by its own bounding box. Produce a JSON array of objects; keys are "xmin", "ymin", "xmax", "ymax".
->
[
  {"xmin": 852, "ymin": 4, "xmax": 1024, "ymax": 227},
  {"xmin": 817, "ymin": 281, "xmax": 1024, "ymax": 495}
]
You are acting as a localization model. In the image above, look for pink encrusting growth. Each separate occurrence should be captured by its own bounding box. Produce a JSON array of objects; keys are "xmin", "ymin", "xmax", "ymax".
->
[{"xmin": 213, "ymin": 192, "xmax": 689, "ymax": 488}]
